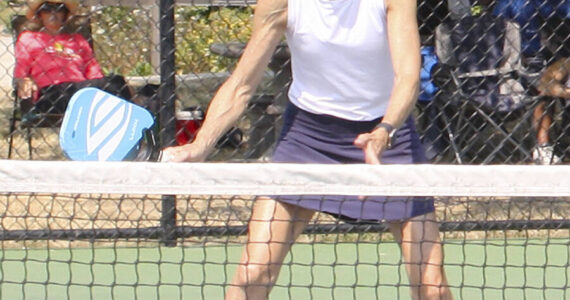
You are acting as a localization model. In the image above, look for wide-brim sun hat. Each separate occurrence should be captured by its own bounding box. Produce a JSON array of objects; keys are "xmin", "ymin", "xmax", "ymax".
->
[{"xmin": 26, "ymin": 0, "xmax": 79, "ymax": 20}]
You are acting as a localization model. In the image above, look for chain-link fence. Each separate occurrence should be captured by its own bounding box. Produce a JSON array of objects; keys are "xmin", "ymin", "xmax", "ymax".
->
[{"xmin": 1, "ymin": 0, "xmax": 569, "ymax": 164}]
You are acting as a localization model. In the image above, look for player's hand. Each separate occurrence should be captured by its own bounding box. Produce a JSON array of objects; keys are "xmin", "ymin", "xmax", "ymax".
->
[
  {"xmin": 160, "ymin": 143, "xmax": 208, "ymax": 163},
  {"xmin": 354, "ymin": 129, "xmax": 390, "ymax": 165},
  {"xmin": 17, "ymin": 77, "xmax": 38, "ymax": 99},
  {"xmin": 354, "ymin": 129, "xmax": 389, "ymax": 200}
]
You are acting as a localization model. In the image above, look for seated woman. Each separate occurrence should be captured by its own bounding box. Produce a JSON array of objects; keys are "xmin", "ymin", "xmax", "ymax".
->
[
  {"xmin": 14, "ymin": 0, "xmax": 132, "ymax": 114},
  {"xmin": 535, "ymin": 57, "xmax": 570, "ymax": 164}
]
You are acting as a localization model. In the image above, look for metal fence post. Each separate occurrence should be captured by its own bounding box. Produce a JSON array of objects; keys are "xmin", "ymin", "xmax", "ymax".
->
[{"xmin": 159, "ymin": 0, "xmax": 177, "ymax": 246}]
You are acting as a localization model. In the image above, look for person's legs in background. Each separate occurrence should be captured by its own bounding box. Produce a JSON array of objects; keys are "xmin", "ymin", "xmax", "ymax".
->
[
  {"xmin": 34, "ymin": 83, "xmax": 77, "ymax": 114},
  {"xmin": 133, "ymin": 83, "xmax": 160, "ymax": 114},
  {"xmin": 87, "ymin": 74, "xmax": 134, "ymax": 101},
  {"xmin": 532, "ymin": 100, "xmax": 561, "ymax": 165},
  {"xmin": 33, "ymin": 75, "xmax": 136, "ymax": 114}
]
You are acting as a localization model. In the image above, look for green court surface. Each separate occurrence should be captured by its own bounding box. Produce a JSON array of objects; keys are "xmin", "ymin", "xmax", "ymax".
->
[{"xmin": 0, "ymin": 239, "xmax": 568, "ymax": 299}]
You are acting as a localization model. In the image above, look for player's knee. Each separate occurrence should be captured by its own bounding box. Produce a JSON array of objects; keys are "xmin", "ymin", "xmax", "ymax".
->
[
  {"xmin": 233, "ymin": 262, "xmax": 275, "ymax": 287},
  {"xmin": 408, "ymin": 272, "xmax": 448, "ymax": 300},
  {"xmin": 417, "ymin": 282, "xmax": 449, "ymax": 300}
]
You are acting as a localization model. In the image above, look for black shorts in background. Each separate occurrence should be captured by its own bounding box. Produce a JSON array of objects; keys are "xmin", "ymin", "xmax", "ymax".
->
[{"xmin": 34, "ymin": 74, "xmax": 132, "ymax": 114}]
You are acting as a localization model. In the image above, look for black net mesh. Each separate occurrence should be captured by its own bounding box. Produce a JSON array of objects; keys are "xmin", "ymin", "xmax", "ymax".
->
[{"xmin": 2, "ymin": 1, "xmax": 570, "ymax": 298}]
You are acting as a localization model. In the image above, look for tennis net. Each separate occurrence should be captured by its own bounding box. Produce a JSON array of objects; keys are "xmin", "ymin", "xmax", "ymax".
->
[{"xmin": 0, "ymin": 160, "xmax": 569, "ymax": 299}]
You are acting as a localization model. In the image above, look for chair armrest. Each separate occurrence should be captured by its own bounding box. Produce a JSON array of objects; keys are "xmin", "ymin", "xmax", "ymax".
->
[
  {"xmin": 432, "ymin": 63, "xmax": 459, "ymax": 93},
  {"xmin": 456, "ymin": 68, "xmax": 516, "ymax": 78}
]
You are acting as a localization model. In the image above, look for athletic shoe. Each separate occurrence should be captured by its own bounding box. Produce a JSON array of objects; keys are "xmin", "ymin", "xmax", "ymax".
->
[{"xmin": 532, "ymin": 144, "xmax": 562, "ymax": 165}]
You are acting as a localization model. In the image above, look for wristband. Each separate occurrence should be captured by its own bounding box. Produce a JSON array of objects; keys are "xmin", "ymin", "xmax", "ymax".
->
[{"xmin": 374, "ymin": 122, "xmax": 397, "ymax": 149}]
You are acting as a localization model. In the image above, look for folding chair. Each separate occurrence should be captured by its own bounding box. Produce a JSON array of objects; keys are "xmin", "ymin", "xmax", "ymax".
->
[
  {"xmin": 414, "ymin": 45, "xmax": 451, "ymax": 163},
  {"xmin": 433, "ymin": 13, "xmax": 540, "ymax": 164},
  {"xmin": 8, "ymin": 14, "xmax": 92, "ymax": 159}
]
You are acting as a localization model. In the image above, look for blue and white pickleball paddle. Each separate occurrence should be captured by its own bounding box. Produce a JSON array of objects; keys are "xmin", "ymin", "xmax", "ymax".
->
[{"xmin": 59, "ymin": 87, "xmax": 157, "ymax": 161}]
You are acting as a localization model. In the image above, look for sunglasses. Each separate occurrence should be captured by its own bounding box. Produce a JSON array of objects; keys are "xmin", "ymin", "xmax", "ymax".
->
[{"xmin": 37, "ymin": 2, "xmax": 69, "ymax": 15}]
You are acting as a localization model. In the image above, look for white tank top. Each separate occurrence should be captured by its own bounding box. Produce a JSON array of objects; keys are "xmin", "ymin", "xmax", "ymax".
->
[{"xmin": 286, "ymin": 0, "xmax": 394, "ymax": 121}]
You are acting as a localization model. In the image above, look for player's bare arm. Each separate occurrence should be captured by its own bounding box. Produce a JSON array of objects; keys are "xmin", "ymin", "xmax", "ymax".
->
[
  {"xmin": 354, "ymin": 0, "xmax": 421, "ymax": 164},
  {"xmin": 162, "ymin": 0, "xmax": 287, "ymax": 162}
]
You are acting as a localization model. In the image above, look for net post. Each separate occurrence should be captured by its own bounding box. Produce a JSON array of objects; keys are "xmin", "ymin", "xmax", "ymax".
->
[
  {"xmin": 160, "ymin": 195, "xmax": 177, "ymax": 246},
  {"xmin": 159, "ymin": 0, "xmax": 177, "ymax": 247}
]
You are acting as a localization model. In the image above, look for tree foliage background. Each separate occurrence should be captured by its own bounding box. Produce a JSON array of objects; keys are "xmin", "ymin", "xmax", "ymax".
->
[{"xmin": 92, "ymin": 6, "xmax": 254, "ymax": 76}]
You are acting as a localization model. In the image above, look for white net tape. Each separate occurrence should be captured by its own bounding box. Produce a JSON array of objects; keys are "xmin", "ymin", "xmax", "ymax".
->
[{"xmin": 1, "ymin": 160, "xmax": 569, "ymax": 197}]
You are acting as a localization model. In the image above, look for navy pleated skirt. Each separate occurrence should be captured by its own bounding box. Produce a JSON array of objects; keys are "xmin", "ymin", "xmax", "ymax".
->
[{"xmin": 271, "ymin": 104, "xmax": 435, "ymax": 222}]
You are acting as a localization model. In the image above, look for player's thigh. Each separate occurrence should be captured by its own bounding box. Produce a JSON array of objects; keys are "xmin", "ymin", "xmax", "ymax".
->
[
  {"xmin": 244, "ymin": 197, "xmax": 315, "ymax": 264},
  {"xmin": 388, "ymin": 212, "xmax": 442, "ymax": 261}
]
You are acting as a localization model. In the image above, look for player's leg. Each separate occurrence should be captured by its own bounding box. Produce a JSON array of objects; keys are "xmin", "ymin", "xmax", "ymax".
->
[
  {"xmin": 389, "ymin": 212, "xmax": 452, "ymax": 300},
  {"xmin": 226, "ymin": 197, "xmax": 315, "ymax": 300}
]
